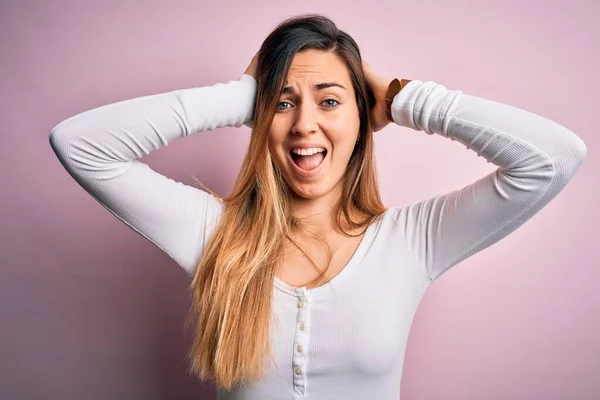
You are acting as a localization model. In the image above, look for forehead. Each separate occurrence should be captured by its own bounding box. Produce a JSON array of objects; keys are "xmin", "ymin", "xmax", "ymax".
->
[{"xmin": 283, "ymin": 50, "xmax": 351, "ymax": 91}]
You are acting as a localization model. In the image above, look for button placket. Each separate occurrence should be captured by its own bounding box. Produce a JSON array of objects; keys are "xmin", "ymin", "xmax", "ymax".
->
[{"xmin": 292, "ymin": 292, "xmax": 312, "ymax": 396}]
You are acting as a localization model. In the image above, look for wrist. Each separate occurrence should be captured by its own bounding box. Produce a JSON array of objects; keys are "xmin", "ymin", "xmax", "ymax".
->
[{"xmin": 385, "ymin": 78, "xmax": 412, "ymax": 123}]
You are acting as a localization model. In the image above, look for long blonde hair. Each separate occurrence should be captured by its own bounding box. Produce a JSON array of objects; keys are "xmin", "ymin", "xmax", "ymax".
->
[{"xmin": 185, "ymin": 13, "xmax": 387, "ymax": 390}]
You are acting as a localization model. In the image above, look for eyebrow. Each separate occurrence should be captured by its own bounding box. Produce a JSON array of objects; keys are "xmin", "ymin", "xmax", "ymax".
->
[{"xmin": 281, "ymin": 82, "xmax": 347, "ymax": 95}]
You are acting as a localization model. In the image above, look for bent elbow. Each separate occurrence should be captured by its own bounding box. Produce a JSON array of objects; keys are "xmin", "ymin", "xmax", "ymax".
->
[{"xmin": 556, "ymin": 129, "xmax": 588, "ymax": 181}]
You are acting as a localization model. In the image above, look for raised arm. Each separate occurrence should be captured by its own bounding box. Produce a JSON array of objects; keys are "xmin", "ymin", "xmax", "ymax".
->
[
  {"xmin": 49, "ymin": 74, "xmax": 257, "ymax": 276},
  {"xmin": 389, "ymin": 80, "xmax": 587, "ymax": 282}
]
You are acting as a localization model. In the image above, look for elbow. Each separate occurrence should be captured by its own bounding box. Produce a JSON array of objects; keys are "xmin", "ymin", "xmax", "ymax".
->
[
  {"xmin": 576, "ymin": 136, "xmax": 587, "ymax": 164},
  {"xmin": 49, "ymin": 124, "xmax": 62, "ymax": 146},
  {"xmin": 49, "ymin": 120, "xmax": 78, "ymax": 165},
  {"xmin": 558, "ymin": 129, "xmax": 588, "ymax": 179},
  {"xmin": 49, "ymin": 125, "xmax": 62, "ymax": 154},
  {"xmin": 569, "ymin": 129, "xmax": 587, "ymax": 167},
  {"xmin": 49, "ymin": 124, "xmax": 68, "ymax": 157},
  {"xmin": 49, "ymin": 115, "xmax": 80, "ymax": 153}
]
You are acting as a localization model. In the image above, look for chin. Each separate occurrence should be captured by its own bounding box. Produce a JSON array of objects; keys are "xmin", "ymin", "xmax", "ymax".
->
[{"xmin": 288, "ymin": 182, "xmax": 332, "ymax": 200}]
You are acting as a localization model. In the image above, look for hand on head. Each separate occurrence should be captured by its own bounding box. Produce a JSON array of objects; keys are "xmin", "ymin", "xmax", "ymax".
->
[
  {"xmin": 362, "ymin": 60, "xmax": 393, "ymax": 133},
  {"xmin": 244, "ymin": 51, "xmax": 259, "ymax": 79}
]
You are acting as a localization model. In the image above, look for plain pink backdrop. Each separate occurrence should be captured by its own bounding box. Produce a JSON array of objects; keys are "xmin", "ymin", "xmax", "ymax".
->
[{"xmin": 1, "ymin": 0, "xmax": 598, "ymax": 399}]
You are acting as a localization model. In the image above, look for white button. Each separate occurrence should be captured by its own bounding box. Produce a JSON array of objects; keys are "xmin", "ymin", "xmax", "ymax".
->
[
  {"xmin": 296, "ymin": 344, "xmax": 303, "ymax": 352},
  {"xmin": 295, "ymin": 367, "xmax": 302, "ymax": 375},
  {"xmin": 298, "ymin": 300, "xmax": 304, "ymax": 308},
  {"xmin": 299, "ymin": 322, "xmax": 305, "ymax": 331}
]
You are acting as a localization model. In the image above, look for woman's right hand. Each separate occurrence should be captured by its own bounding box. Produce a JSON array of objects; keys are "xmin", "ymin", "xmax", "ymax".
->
[
  {"xmin": 242, "ymin": 51, "xmax": 258, "ymax": 129},
  {"xmin": 244, "ymin": 51, "xmax": 259, "ymax": 79}
]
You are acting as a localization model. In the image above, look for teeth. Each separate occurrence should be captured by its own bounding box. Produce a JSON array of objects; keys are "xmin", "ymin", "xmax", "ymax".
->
[{"xmin": 291, "ymin": 147, "xmax": 326, "ymax": 156}]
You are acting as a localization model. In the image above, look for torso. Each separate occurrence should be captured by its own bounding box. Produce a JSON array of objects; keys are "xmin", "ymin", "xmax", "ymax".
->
[
  {"xmin": 275, "ymin": 226, "xmax": 367, "ymax": 290},
  {"xmin": 220, "ymin": 207, "xmax": 435, "ymax": 400}
]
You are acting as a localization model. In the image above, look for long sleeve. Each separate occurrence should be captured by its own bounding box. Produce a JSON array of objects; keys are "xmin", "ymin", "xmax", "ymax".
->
[
  {"xmin": 389, "ymin": 80, "xmax": 587, "ymax": 282},
  {"xmin": 49, "ymin": 74, "xmax": 257, "ymax": 276}
]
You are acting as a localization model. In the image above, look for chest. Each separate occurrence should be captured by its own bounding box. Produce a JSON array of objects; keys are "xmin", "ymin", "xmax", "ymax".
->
[
  {"xmin": 275, "ymin": 232, "xmax": 365, "ymax": 290},
  {"xmin": 222, "ymin": 227, "xmax": 434, "ymax": 399},
  {"xmin": 269, "ymin": 251, "xmax": 431, "ymax": 383}
]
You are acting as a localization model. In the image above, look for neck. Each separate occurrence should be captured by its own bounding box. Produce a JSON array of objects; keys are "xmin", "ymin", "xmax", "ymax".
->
[{"xmin": 290, "ymin": 180, "xmax": 359, "ymax": 235}]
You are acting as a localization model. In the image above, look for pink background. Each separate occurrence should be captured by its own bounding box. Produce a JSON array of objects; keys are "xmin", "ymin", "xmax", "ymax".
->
[{"xmin": 1, "ymin": 0, "xmax": 598, "ymax": 399}]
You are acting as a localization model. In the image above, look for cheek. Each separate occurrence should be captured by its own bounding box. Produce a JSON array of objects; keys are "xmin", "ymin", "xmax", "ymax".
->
[
  {"xmin": 331, "ymin": 110, "xmax": 360, "ymax": 145},
  {"xmin": 331, "ymin": 137, "xmax": 358, "ymax": 167},
  {"xmin": 268, "ymin": 119, "xmax": 287, "ymax": 144},
  {"xmin": 331, "ymin": 124, "xmax": 361, "ymax": 158},
  {"xmin": 267, "ymin": 131, "xmax": 287, "ymax": 166}
]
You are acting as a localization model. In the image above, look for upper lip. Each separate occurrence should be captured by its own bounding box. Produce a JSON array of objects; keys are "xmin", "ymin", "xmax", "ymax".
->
[{"xmin": 288, "ymin": 142, "xmax": 328, "ymax": 152}]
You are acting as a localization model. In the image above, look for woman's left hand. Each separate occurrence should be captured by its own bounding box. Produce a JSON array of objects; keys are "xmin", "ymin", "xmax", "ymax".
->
[{"xmin": 362, "ymin": 60, "xmax": 393, "ymax": 133}]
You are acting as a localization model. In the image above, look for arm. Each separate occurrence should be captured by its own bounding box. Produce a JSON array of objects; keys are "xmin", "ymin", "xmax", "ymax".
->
[
  {"xmin": 49, "ymin": 74, "xmax": 257, "ymax": 276},
  {"xmin": 389, "ymin": 80, "xmax": 587, "ymax": 282}
]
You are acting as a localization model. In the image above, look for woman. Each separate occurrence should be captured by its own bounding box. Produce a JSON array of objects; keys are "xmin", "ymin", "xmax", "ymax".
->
[{"xmin": 49, "ymin": 13, "xmax": 587, "ymax": 400}]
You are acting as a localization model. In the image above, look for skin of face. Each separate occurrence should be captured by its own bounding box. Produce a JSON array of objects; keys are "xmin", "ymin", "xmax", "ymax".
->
[{"xmin": 268, "ymin": 49, "xmax": 361, "ymax": 211}]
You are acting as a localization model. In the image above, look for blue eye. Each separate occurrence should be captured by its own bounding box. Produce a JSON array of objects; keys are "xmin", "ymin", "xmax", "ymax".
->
[
  {"xmin": 277, "ymin": 101, "xmax": 291, "ymax": 111},
  {"xmin": 276, "ymin": 99, "xmax": 339, "ymax": 111},
  {"xmin": 322, "ymin": 99, "xmax": 339, "ymax": 108}
]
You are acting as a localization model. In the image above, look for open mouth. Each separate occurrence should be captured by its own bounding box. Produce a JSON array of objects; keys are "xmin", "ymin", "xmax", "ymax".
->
[{"xmin": 289, "ymin": 149, "xmax": 328, "ymax": 172}]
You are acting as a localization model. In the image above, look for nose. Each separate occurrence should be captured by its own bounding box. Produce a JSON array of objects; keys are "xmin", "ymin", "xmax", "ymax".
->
[{"xmin": 291, "ymin": 100, "xmax": 319, "ymax": 136}]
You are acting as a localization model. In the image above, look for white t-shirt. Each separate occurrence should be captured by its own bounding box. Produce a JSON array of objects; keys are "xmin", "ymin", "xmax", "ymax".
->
[{"xmin": 49, "ymin": 73, "xmax": 587, "ymax": 399}]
